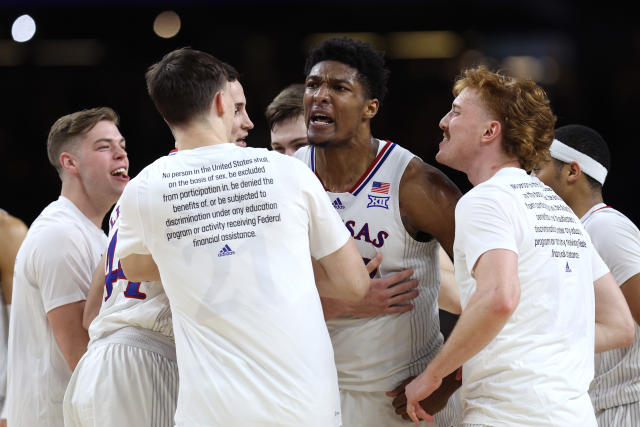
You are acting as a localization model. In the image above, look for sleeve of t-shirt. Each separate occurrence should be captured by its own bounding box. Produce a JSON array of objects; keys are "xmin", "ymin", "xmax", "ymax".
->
[
  {"xmin": 588, "ymin": 213, "xmax": 640, "ymax": 285},
  {"xmin": 32, "ymin": 224, "xmax": 94, "ymax": 313},
  {"xmin": 590, "ymin": 245, "xmax": 610, "ymax": 282},
  {"xmin": 115, "ymin": 175, "xmax": 150, "ymax": 259},
  {"xmin": 294, "ymin": 161, "xmax": 350, "ymax": 259},
  {"xmin": 455, "ymin": 186, "xmax": 519, "ymax": 274}
]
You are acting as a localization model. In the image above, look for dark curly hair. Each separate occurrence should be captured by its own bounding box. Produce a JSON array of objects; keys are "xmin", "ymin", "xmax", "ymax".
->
[
  {"xmin": 453, "ymin": 66, "xmax": 557, "ymax": 171},
  {"xmin": 304, "ymin": 37, "xmax": 390, "ymax": 106}
]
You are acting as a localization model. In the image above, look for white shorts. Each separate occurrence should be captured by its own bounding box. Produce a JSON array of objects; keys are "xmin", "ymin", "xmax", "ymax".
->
[
  {"xmin": 596, "ymin": 401, "xmax": 640, "ymax": 426},
  {"xmin": 63, "ymin": 327, "xmax": 178, "ymax": 427},
  {"xmin": 340, "ymin": 388, "xmax": 461, "ymax": 427}
]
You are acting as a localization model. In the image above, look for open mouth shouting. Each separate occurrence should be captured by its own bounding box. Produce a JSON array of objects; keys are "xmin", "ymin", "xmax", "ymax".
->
[{"xmin": 310, "ymin": 113, "xmax": 335, "ymax": 128}]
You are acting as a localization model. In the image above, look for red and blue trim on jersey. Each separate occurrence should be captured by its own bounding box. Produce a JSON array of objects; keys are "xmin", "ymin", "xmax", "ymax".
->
[
  {"xmin": 581, "ymin": 204, "xmax": 612, "ymax": 224},
  {"xmin": 311, "ymin": 140, "xmax": 396, "ymax": 195}
]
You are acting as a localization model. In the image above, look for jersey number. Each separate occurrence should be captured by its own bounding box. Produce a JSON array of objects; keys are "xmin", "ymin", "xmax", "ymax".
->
[{"xmin": 104, "ymin": 230, "xmax": 147, "ymax": 301}]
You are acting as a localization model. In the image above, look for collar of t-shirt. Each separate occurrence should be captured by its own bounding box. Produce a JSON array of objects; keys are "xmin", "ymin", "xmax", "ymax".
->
[
  {"xmin": 58, "ymin": 195, "xmax": 105, "ymax": 234},
  {"xmin": 580, "ymin": 202, "xmax": 608, "ymax": 224}
]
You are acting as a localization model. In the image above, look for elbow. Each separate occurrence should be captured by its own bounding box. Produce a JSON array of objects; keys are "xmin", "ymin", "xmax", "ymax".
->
[
  {"xmin": 491, "ymin": 289, "xmax": 520, "ymax": 317},
  {"xmin": 621, "ymin": 318, "xmax": 635, "ymax": 348}
]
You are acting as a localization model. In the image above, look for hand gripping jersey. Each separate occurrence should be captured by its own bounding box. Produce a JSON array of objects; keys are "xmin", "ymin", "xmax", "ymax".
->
[
  {"xmin": 295, "ymin": 140, "xmax": 443, "ymax": 391},
  {"xmin": 88, "ymin": 202, "xmax": 173, "ymax": 343}
]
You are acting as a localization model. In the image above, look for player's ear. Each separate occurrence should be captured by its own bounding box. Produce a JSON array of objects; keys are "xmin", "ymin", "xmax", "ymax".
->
[
  {"xmin": 59, "ymin": 152, "xmax": 79, "ymax": 175},
  {"xmin": 567, "ymin": 161, "xmax": 582, "ymax": 184},
  {"xmin": 363, "ymin": 99, "xmax": 379, "ymax": 120},
  {"xmin": 213, "ymin": 90, "xmax": 225, "ymax": 117},
  {"xmin": 481, "ymin": 120, "xmax": 501, "ymax": 144}
]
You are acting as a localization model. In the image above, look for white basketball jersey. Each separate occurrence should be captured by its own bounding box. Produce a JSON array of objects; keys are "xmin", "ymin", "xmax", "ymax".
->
[
  {"xmin": 295, "ymin": 140, "xmax": 443, "ymax": 392},
  {"xmin": 88, "ymin": 202, "xmax": 173, "ymax": 342},
  {"xmin": 584, "ymin": 204, "xmax": 640, "ymax": 411}
]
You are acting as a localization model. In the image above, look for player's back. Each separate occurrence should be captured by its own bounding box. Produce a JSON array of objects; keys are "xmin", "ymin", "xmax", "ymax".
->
[{"xmin": 116, "ymin": 144, "xmax": 345, "ymax": 426}]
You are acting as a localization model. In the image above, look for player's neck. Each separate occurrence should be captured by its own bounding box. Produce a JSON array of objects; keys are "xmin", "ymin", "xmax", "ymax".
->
[
  {"xmin": 467, "ymin": 151, "xmax": 520, "ymax": 186},
  {"xmin": 60, "ymin": 181, "xmax": 112, "ymax": 229},
  {"xmin": 313, "ymin": 134, "xmax": 378, "ymax": 193},
  {"xmin": 172, "ymin": 119, "xmax": 228, "ymax": 151},
  {"xmin": 569, "ymin": 188, "xmax": 604, "ymax": 219}
]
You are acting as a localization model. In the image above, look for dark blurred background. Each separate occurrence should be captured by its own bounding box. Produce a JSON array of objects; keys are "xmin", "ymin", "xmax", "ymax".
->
[{"xmin": 1, "ymin": 0, "xmax": 638, "ymax": 230}]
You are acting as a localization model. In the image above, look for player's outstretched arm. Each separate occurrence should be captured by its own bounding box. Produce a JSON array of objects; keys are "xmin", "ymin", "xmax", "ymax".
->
[
  {"xmin": 121, "ymin": 253, "xmax": 160, "ymax": 283},
  {"xmin": 314, "ymin": 238, "xmax": 369, "ymax": 302},
  {"xmin": 594, "ymin": 272, "xmax": 635, "ymax": 353},
  {"xmin": 83, "ymin": 252, "xmax": 106, "ymax": 330}
]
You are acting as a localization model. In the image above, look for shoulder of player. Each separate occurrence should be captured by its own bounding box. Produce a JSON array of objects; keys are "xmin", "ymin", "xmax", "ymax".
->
[
  {"xmin": 0, "ymin": 211, "xmax": 28, "ymax": 242},
  {"xmin": 399, "ymin": 157, "xmax": 462, "ymax": 202},
  {"xmin": 586, "ymin": 207, "xmax": 640, "ymax": 238},
  {"xmin": 400, "ymin": 157, "xmax": 460, "ymax": 194}
]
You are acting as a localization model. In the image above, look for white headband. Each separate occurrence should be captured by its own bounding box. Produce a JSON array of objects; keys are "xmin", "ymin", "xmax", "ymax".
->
[{"xmin": 549, "ymin": 139, "xmax": 608, "ymax": 185}]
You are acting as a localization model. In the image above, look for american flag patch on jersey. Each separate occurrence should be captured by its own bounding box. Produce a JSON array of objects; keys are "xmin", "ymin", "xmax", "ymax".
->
[{"xmin": 371, "ymin": 181, "xmax": 390, "ymax": 194}]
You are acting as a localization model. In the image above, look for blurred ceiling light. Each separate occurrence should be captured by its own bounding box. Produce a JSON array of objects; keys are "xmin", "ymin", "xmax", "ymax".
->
[
  {"xmin": 388, "ymin": 31, "xmax": 463, "ymax": 59},
  {"xmin": 502, "ymin": 56, "xmax": 545, "ymax": 82},
  {"xmin": 153, "ymin": 11, "xmax": 181, "ymax": 39},
  {"xmin": 11, "ymin": 14, "xmax": 36, "ymax": 43},
  {"xmin": 0, "ymin": 40, "xmax": 26, "ymax": 66},
  {"xmin": 34, "ymin": 39, "xmax": 104, "ymax": 66}
]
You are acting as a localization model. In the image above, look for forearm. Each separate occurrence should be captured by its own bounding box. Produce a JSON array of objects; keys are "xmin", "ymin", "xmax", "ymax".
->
[
  {"xmin": 321, "ymin": 297, "xmax": 355, "ymax": 320},
  {"xmin": 594, "ymin": 273, "xmax": 635, "ymax": 353},
  {"xmin": 83, "ymin": 253, "xmax": 106, "ymax": 330},
  {"xmin": 427, "ymin": 291, "xmax": 513, "ymax": 379},
  {"xmin": 48, "ymin": 300, "xmax": 90, "ymax": 371}
]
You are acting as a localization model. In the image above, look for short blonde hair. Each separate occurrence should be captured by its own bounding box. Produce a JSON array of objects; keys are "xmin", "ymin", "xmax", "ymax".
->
[
  {"xmin": 47, "ymin": 107, "xmax": 119, "ymax": 177},
  {"xmin": 453, "ymin": 66, "xmax": 556, "ymax": 171}
]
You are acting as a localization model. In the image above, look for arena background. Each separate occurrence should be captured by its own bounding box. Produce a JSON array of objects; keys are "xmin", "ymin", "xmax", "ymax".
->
[{"xmin": 1, "ymin": 0, "xmax": 638, "ymax": 231}]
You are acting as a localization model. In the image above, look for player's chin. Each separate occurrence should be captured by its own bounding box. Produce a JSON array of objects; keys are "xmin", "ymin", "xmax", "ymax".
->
[{"xmin": 234, "ymin": 139, "xmax": 247, "ymax": 147}]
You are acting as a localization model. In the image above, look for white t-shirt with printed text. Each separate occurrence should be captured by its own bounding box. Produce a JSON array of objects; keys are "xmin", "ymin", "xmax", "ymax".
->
[
  {"xmin": 6, "ymin": 196, "xmax": 106, "ymax": 426},
  {"xmin": 116, "ymin": 143, "xmax": 348, "ymax": 427},
  {"xmin": 454, "ymin": 168, "xmax": 607, "ymax": 426}
]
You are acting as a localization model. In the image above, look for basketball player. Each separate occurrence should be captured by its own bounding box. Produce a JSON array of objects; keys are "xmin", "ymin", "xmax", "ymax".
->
[
  {"xmin": 266, "ymin": 83, "xmax": 308, "ymax": 155},
  {"xmin": 267, "ymin": 81, "xmax": 460, "ymax": 317},
  {"xmin": 404, "ymin": 66, "xmax": 634, "ymax": 426},
  {"xmin": 532, "ymin": 124, "xmax": 640, "ymax": 426},
  {"xmin": 0, "ymin": 210, "xmax": 28, "ymax": 427},
  {"xmin": 115, "ymin": 47, "xmax": 370, "ymax": 426},
  {"xmin": 294, "ymin": 37, "xmax": 463, "ymax": 426},
  {"xmin": 66, "ymin": 60, "xmax": 254, "ymax": 427},
  {"xmin": 225, "ymin": 63, "xmax": 254, "ymax": 147},
  {"xmin": 6, "ymin": 107, "xmax": 128, "ymax": 426},
  {"xmin": 63, "ymin": 201, "xmax": 177, "ymax": 426},
  {"xmin": 266, "ymin": 82, "xmax": 447, "ymax": 318}
]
